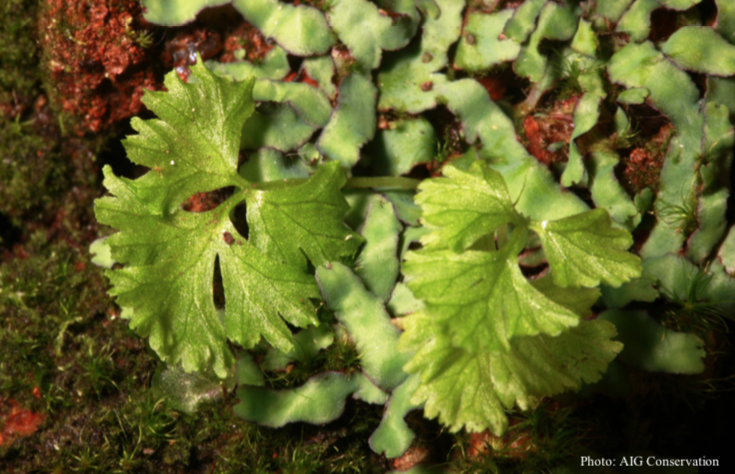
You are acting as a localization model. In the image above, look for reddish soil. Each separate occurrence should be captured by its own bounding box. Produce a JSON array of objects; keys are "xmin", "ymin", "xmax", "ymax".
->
[{"xmin": 39, "ymin": 0, "xmax": 160, "ymax": 133}]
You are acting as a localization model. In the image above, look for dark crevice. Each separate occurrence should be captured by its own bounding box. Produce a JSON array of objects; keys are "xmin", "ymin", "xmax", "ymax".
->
[
  {"xmin": 213, "ymin": 255, "xmax": 225, "ymax": 310},
  {"xmin": 96, "ymin": 121, "xmax": 146, "ymax": 180},
  {"xmin": 230, "ymin": 201, "xmax": 249, "ymax": 240},
  {"xmin": 0, "ymin": 212, "xmax": 23, "ymax": 250},
  {"xmin": 649, "ymin": 8, "xmax": 681, "ymax": 43}
]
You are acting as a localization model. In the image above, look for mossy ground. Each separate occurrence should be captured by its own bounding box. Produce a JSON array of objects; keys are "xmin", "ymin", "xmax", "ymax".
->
[{"xmin": 2, "ymin": 1, "xmax": 735, "ymax": 473}]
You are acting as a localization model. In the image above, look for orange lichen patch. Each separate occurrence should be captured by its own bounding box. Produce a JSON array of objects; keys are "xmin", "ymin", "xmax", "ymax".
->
[
  {"xmin": 522, "ymin": 95, "xmax": 579, "ymax": 165},
  {"xmin": 219, "ymin": 22, "xmax": 274, "ymax": 64},
  {"xmin": 39, "ymin": 0, "xmax": 159, "ymax": 133},
  {"xmin": 392, "ymin": 445, "xmax": 431, "ymax": 472},
  {"xmin": 618, "ymin": 123, "xmax": 673, "ymax": 195},
  {"xmin": 0, "ymin": 399, "xmax": 46, "ymax": 447}
]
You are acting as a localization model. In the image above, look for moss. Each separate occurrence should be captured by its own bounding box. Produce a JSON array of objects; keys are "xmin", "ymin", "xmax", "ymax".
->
[{"xmin": 0, "ymin": 0, "xmax": 38, "ymax": 96}]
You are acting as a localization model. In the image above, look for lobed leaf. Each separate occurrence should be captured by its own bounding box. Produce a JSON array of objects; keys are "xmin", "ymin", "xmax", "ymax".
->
[
  {"xmin": 245, "ymin": 163, "xmax": 362, "ymax": 270},
  {"xmin": 403, "ymin": 240, "xmax": 581, "ymax": 353},
  {"xmin": 415, "ymin": 162, "xmax": 522, "ymax": 252},
  {"xmin": 400, "ymin": 313, "xmax": 621, "ymax": 434},
  {"xmin": 530, "ymin": 208, "xmax": 641, "ymax": 288},
  {"xmin": 436, "ymin": 80, "xmax": 590, "ymax": 223},
  {"xmin": 95, "ymin": 62, "xmax": 355, "ymax": 377}
]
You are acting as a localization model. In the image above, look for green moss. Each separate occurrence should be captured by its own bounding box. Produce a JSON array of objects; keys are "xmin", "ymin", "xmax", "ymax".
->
[{"xmin": 0, "ymin": 0, "xmax": 38, "ymax": 95}]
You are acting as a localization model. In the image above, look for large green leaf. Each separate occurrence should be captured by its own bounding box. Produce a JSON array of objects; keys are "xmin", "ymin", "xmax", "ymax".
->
[
  {"xmin": 95, "ymin": 61, "xmax": 354, "ymax": 377},
  {"xmin": 415, "ymin": 162, "xmax": 523, "ymax": 252},
  {"xmin": 245, "ymin": 164, "xmax": 362, "ymax": 270},
  {"xmin": 403, "ymin": 236, "xmax": 581, "ymax": 353},
  {"xmin": 529, "ymin": 208, "xmax": 641, "ymax": 288},
  {"xmin": 400, "ymin": 313, "xmax": 621, "ymax": 435}
]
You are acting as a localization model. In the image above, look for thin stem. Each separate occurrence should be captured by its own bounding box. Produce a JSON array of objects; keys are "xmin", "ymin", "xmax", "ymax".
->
[
  {"xmin": 343, "ymin": 176, "xmax": 421, "ymax": 190},
  {"xmin": 249, "ymin": 176, "xmax": 422, "ymax": 191}
]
